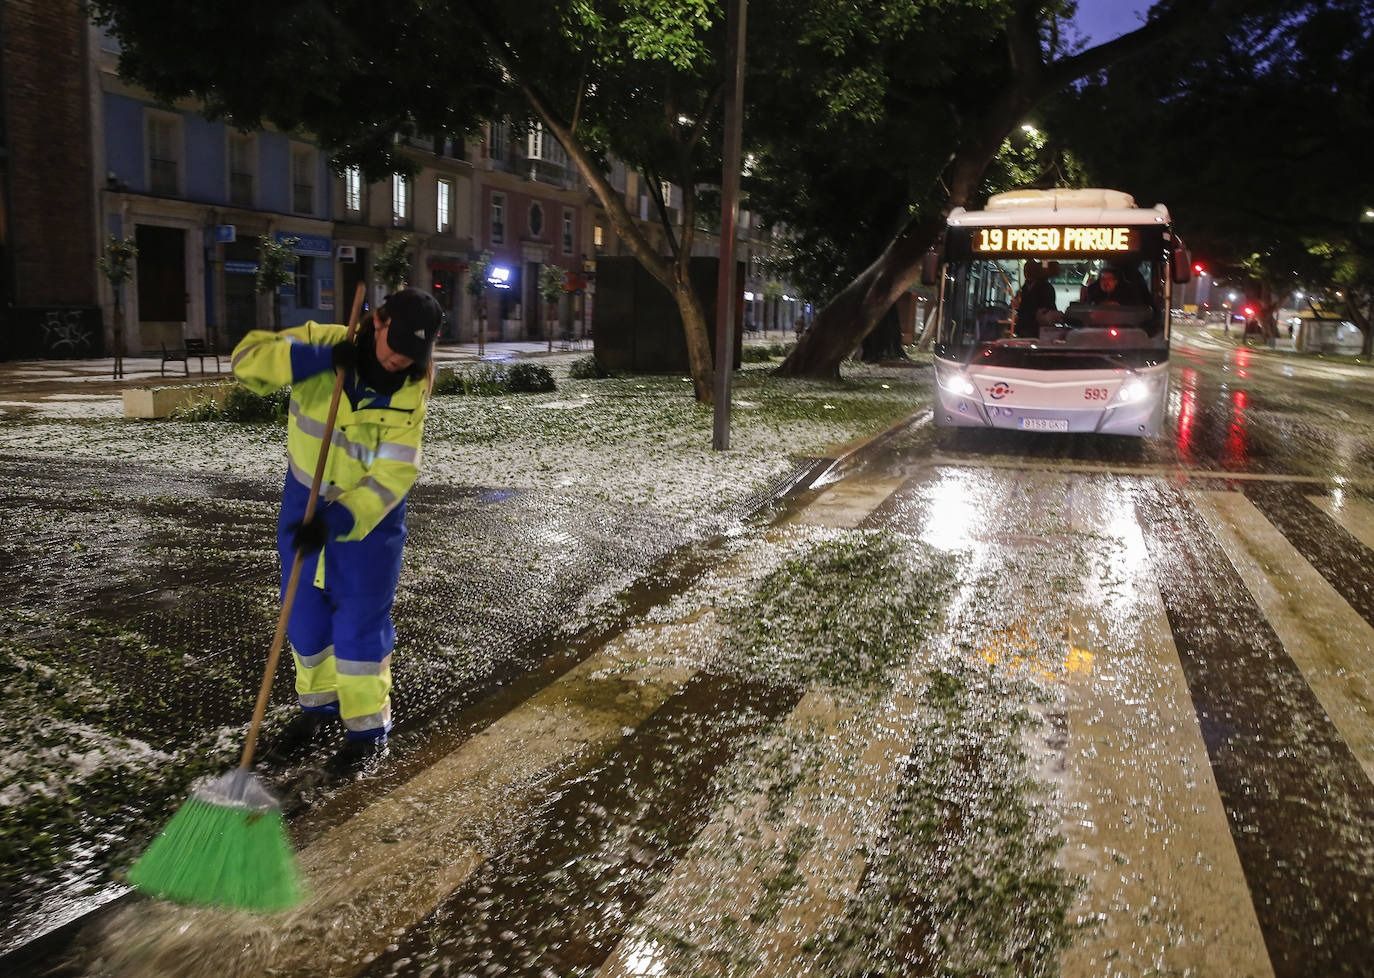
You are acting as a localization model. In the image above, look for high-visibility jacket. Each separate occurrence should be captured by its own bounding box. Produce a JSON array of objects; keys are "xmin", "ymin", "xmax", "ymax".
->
[{"xmin": 231, "ymin": 322, "xmax": 429, "ymax": 543}]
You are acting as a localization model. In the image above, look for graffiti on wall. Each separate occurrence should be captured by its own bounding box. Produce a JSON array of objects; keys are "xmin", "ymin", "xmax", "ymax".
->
[{"xmin": 1, "ymin": 307, "xmax": 104, "ymax": 360}]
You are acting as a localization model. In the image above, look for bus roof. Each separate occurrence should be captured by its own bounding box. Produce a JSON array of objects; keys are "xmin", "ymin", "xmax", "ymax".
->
[{"xmin": 949, "ymin": 188, "xmax": 1171, "ymax": 228}]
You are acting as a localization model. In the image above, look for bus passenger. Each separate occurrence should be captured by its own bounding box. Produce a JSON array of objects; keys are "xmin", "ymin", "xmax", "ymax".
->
[
  {"xmin": 1082, "ymin": 266, "xmax": 1145, "ymax": 306},
  {"xmin": 1013, "ymin": 260, "xmax": 1057, "ymax": 337}
]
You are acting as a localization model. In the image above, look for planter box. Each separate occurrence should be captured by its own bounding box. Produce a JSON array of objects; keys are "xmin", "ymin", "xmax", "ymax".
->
[{"xmin": 123, "ymin": 381, "xmax": 234, "ymax": 419}]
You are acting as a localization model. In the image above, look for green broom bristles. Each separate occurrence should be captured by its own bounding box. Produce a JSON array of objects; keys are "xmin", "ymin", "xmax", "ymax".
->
[{"xmin": 128, "ymin": 769, "xmax": 303, "ymax": 912}]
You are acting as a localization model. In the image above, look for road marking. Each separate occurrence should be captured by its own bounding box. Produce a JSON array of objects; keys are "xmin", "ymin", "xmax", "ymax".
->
[
  {"xmin": 90, "ymin": 627, "xmax": 700, "ymax": 978},
  {"xmin": 1309, "ymin": 491, "xmax": 1374, "ymax": 553},
  {"xmin": 785, "ymin": 476, "xmax": 907, "ymax": 528},
  {"xmin": 926, "ymin": 455, "xmax": 1374, "ymax": 486},
  {"xmin": 1137, "ymin": 486, "xmax": 1374, "ymax": 974},
  {"xmin": 1054, "ymin": 480, "xmax": 1273, "ymax": 978},
  {"xmin": 1194, "ymin": 490, "xmax": 1374, "ymax": 781}
]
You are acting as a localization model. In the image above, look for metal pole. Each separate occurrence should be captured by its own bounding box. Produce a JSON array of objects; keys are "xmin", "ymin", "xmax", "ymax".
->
[{"xmin": 712, "ymin": 0, "xmax": 747, "ymax": 451}]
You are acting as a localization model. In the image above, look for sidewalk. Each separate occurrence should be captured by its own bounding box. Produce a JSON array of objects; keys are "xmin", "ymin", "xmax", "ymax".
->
[{"xmin": 0, "ymin": 342, "xmax": 586, "ymax": 404}]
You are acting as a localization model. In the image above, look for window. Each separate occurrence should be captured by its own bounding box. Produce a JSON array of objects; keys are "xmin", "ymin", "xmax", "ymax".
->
[
  {"xmin": 344, "ymin": 166, "xmax": 363, "ymax": 215},
  {"xmin": 528, "ymin": 202, "xmax": 544, "ymax": 238},
  {"xmin": 660, "ymin": 181, "xmax": 673, "ymax": 209},
  {"xmin": 593, "ymin": 224, "xmax": 604, "ymax": 253},
  {"xmin": 490, "ymin": 193, "xmax": 505, "ymax": 245},
  {"xmin": 392, "ymin": 175, "xmax": 412, "ymax": 227},
  {"xmin": 562, "ymin": 208, "xmax": 574, "ymax": 256},
  {"xmin": 527, "ymin": 124, "xmax": 545, "ymax": 161},
  {"xmin": 146, "ymin": 114, "xmax": 180, "ymax": 195},
  {"xmin": 291, "ymin": 146, "xmax": 316, "ymax": 215},
  {"xmin": 489, "ymin": 121, "xmax": 508, "ymax": 162},
  {"xmin": 437, "ymin": 179, "xmax": 453, "ymax": 234},
  {"xmin": 227, "ymin": 133, "xmax": 255, "ymax": 207},
  {"xmin": 294, "ymin": 256, "xmax": 315, "ymax": 307}
]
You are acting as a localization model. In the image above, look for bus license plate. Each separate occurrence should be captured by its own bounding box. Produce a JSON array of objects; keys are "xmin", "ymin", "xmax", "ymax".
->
[{"xmin": 1020, "ymin": 418, "xmax": 1069, "ymax": 432}]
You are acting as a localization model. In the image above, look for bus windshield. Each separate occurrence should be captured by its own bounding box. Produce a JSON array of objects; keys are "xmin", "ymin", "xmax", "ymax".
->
[{"xmin": 939, "ymin": 257, "xmax": 1168, "ymax": 360}]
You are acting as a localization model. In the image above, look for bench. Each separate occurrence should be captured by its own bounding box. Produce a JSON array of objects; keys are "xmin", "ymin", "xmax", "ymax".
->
[{"xmin": 161, "ymin": 338, "xmax": 222, "ymax": 377}]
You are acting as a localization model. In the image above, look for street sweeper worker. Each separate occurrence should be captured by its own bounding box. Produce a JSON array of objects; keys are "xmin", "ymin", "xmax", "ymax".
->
[{"xmin": 231, "ymin": 287, "xmax": 443, "ymax": 775}]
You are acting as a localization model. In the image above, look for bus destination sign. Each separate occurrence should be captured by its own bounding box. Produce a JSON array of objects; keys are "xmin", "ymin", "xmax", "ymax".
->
[{"xmin": 972, "ymin": 226, "xmax": 1140, "ymax": 254}]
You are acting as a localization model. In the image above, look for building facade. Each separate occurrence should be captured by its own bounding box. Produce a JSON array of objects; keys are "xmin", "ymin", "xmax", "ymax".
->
[
  {"xmin": 473, "ymin": 121, "xmax": 589, "ymax": 342},
  {"xmin": 0, "ymin": 0, "xmax": 100, "ymax": 358}
]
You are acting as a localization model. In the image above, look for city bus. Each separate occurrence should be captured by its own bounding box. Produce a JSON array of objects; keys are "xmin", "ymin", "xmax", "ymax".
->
[{"xmin": 929, "ymin": 188, "xmax": 1190, "ymax": 437}]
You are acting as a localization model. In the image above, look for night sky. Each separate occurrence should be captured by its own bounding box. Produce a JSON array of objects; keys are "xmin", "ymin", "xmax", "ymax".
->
[{"xmin": 1072, "ymin": 0, "xmax": 1153, "ymax": 45}]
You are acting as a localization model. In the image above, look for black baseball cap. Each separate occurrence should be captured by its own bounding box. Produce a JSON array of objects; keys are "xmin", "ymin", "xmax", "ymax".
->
[{"xmin": 380, "ymin": 288, "xmax": 444, "ymax": 363}]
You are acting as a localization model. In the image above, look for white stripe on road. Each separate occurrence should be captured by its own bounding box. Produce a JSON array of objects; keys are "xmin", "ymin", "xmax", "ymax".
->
[
  {"xmin": 784, "ymin": 476, "xmax": 906, "ymax": 529},
  {"xmin": 1053, "ymin": 481, "xmax": 1274, "ymax": 978},
  {"xmin": 1308, "ymin": 491, "xmax": 1374, "ymax": 553},
  {"xmin": 94, "ymin": 630, "xmax": 700, "ymax": 978},
  {"xmin": 1193, "ymin": 490, "xmax": 1374, "ymax": 782}
]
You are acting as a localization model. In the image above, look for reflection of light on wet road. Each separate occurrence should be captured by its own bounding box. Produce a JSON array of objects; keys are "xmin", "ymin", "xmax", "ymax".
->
[
  {"xmin": 1175, "ymin": 367, "xmax": 1198, "ymax": 461},
  {"xmin": 1103, "ymin": 489, "xmax": 1150, "ymax": 594},
  {"xmin": 1233, "ymin": 346, "xmax": 1251, "ymax": 380},
  {"xmin": 919, "ymin": 471, "xmax": 985, "ymax": 553},
  {"xmin": 1224, "ymin": 388, "xmax": 1250, "ymax": 468}
]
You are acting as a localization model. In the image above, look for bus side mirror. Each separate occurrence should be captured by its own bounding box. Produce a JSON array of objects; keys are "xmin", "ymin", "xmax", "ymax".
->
[
  {"xmin": 921, "ymin": 250, "xmax": 941, "ymax": 287},
  {"xmin": 1171, "ymin": 249, "xmax": 1192, "ymax": 285}
]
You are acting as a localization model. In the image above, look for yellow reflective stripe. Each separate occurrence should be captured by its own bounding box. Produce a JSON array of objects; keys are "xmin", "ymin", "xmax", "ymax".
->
[
  {"xmin": 230, "ymin": 346, "xmax": 255, "ymax": 371},
  {"xmin": 294, "ymin": 643, "xmax": 338, "ymax": 706},
  {"xmin": 376, "ymin": 442, "xmax": 419, "ymax": 464}
]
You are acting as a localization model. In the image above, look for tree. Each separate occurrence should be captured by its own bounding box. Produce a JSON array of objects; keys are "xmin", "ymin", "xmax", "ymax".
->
[
  {"xmin": 92, "ymin": 0, "xmax": 734, "ymax": 402},
  {"xmin": 539, "ymin": 264, "xmax": 567, "ymax": 353},
  {"xmin": 97, "ymin": 235, "xmax": 137, "ymax": 380},
  {"xmin": 467, "ymin": 251, "xmax": 493, "ymax": 358},
  {"xmin": 754, "ymin": 0, "xmax": 1280, "ymax": 378},
  {"xmin": 1047, "ymin": 0, "xmax": 1374, "ymax": 355},
  {"xmin": 255, "ymin": 235, "xmax": 297, "ymax": 331},
  {"xmin": 375, "ymin": 235, "xmax": 413, "ymax": 293}
]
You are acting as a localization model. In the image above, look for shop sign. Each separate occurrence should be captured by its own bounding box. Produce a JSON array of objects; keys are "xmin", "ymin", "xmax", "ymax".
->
[
  {"xmin": 274, "ymin": 231, "xmax": 333, "ymax": 257},
  {"xmin": 225, "ymin": 260, "xmax": 259, "ymax": 275}
]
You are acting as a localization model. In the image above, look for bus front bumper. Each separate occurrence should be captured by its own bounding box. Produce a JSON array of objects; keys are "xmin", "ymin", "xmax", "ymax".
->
[{"xmin": 934, "ymin": 388, "xmax": 1164, "ymax": 436}]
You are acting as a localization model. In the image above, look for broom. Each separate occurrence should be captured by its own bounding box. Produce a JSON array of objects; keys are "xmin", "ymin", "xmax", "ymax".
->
[{"xmin": 127, "ymin": 282, "xmax": 368, "ymax": 911}]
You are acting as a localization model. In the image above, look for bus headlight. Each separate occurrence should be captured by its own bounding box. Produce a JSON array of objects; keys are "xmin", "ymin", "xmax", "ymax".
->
[
  {"xmin": 940, "ymin": 374, "xmax": 977, "ymax": 397},
  {"xmin": 1116, "ymin": 380, "xmax": 1148, "ymax": 403}
]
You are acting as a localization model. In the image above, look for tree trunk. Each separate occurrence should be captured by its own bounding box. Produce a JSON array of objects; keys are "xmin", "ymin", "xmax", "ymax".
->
[
  {"xmin": 860, "ymin": 304, "xmax": 906, "ymax": 362},
  {"xmin": 1347, "ymin": 295, "xmax": 1374, "ymax": 359},
  {"xmin": 775, "ymin": 212, "xmax": 946, "ymax": 378},
  {"xmin": 676, "ymin": 279, "xmax": 715, "ymax": 402},
  {"xmin": 478, "ymin": 293, "xmax": 487, "ymax": 358},
  {"xmin": 112, "ymin": 289, "xmax": 126, "ymax": 380}
]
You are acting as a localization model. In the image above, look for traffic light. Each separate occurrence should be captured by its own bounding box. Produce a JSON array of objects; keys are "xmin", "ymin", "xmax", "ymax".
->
[
  {"xmin": 1243, "ymin": 305, "xmax": 1257, "ymax": 319},
  {"xmin": 1193, "ymin": 262, "xmax": 1205, "ymax": 275}
]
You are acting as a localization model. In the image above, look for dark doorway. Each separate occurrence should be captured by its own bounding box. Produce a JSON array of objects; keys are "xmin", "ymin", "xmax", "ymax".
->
[
  {"xmin": 340, "ymin": 247, "xmax": 369, "ymax": 316},
  {"xmin": 223, "ymin": 234, "xmax": 259, "ymax": 348},
  {"xmin": 524, "ymin": 260, "xmax": 541, "ymax": 340},
  {"xmin": 135, "ymin": 224, "xmax": 187, "ymax": 326},
  {"xmin": 431, "ymin": 268, "xmax": 460, "ymax": 341}
]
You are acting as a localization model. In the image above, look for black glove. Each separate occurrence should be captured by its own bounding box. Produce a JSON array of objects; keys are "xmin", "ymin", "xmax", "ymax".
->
[
  {"xmin": 331, "ymin": 340, "xmax": 359, "ymax": 373},
  {"xmin": 291, "ymin": 515, "xmax": 329, "ymax": 553}
]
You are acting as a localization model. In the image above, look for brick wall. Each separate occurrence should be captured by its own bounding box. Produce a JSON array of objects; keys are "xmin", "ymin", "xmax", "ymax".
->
[{"xmin": 1, "ymin": 0, "xmax": 97, "ymax": 307}]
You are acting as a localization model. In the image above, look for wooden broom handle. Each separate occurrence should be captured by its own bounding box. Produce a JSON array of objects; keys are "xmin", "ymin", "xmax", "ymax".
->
[{"xmin": 240, "ymin": 282, "xmax": 369, "ymax": 770}]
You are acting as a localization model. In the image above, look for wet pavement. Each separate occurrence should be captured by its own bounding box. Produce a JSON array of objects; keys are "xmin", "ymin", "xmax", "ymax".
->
[{"xmin": 7, "ymin": 324, "xmax": 1374, "ymax": 976}]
